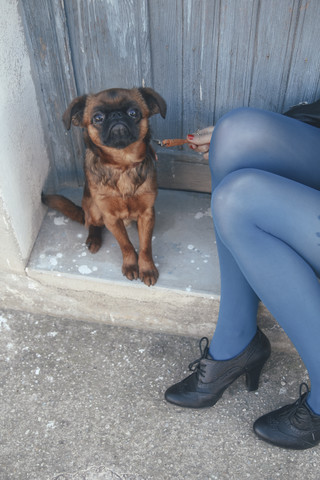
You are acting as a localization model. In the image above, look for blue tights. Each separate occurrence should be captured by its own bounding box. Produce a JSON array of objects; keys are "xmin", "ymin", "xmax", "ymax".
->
[{"xmin": 208, "ymin": 108, "xmax": 320, "ymax": 414}]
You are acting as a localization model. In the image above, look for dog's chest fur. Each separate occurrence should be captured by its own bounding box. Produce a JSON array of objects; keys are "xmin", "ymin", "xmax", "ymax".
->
[{"xmin": 84, "ymin": 149, "xmax": 157, "ymax": 222}]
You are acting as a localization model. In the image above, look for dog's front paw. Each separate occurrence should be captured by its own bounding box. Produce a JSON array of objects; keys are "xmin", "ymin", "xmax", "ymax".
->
[
  {"xmin": 122, "ymin": 263, "xmax": 139, "ymax": 281},
  {"xmin": 86, "ymin": 235, "xmax": 102, "ymax": 253},
  {"xmin": 86, "ymin": 226, "xmax": 102, "ymax": 253},
  {"xmin": 139, "ymin": 263, "xmax": 159, "ymax": 287}
]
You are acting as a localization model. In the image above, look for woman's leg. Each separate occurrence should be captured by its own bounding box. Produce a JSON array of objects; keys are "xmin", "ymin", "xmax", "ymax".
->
[
  {"xmin": 209, "ymin": 108, "xmax": 320, "ymax": 360},
  {"xmin": 212, "ymin": 168, "xmax": 320, "ymax": 414}
]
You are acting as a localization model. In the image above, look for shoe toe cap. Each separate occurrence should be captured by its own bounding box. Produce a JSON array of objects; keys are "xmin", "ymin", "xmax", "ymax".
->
[
  {"xmin": 253, "ymin": 415, "xmax": 292, "ymax": 448},
  {"xmin": 164, "ymin": 385, "xmax": 194, "ymax": 407},
  {"xmin": 253, "ymin": 413, "xmax": 314, "ymax": 450}
]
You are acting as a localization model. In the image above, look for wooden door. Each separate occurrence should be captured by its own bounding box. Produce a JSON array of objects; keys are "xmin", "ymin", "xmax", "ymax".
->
[{"xmin": 21, "ymin": 0, "xmax": 320, "ymax": 193}]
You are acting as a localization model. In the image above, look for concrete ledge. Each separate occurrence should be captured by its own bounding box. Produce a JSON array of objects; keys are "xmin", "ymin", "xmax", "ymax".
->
[
  {"xmin": 15, "ymin": 269, "xmax": 220, "ymax": 337},
  {"xmin": 0, "ymin": 269, "xmax": 290, "ymax": 351},
  {"xmin": 28, "ymin": 189, "xmax": 220, "ymax": 295},
  {"xmin": 18, "ymin": 189, "xmax": 221, "ymax": 337}
]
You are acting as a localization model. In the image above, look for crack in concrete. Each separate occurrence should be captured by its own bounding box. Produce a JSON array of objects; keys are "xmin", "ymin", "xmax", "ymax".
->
[{"xmin": 53, "ymin": 465, "xmax": 146, "ymax": 480}]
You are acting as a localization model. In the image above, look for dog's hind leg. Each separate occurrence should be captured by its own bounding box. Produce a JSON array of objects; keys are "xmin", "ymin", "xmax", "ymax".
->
[{"xmin": 42, "ymin": 193, "xmax": 103, "ymax": 253}]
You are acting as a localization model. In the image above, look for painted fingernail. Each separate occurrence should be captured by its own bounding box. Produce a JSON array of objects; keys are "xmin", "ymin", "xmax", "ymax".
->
[{"xmin": 187, "ymin": 134, "xmax": 194, "ymax": 140}]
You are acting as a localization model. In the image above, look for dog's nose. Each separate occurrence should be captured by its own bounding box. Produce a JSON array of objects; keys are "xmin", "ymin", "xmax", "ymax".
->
[{"xmin": 109, "ymin": 111, "xmax": 123, "ymax": 120}]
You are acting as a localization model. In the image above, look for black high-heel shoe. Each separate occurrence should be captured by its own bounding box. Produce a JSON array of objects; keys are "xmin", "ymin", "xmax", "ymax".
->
[
  {"xmin": 165, "ymin": 328, "xmax": 271, "ymax": 408},
  {"xmin": 253, "ymin": 383, "xmax": 320, "ymax": 449}
]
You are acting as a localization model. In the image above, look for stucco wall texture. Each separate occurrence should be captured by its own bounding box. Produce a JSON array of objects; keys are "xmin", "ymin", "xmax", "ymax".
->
[{"xmin": 0, "ymin": 0, "xmax": 50, "ymax": 272}]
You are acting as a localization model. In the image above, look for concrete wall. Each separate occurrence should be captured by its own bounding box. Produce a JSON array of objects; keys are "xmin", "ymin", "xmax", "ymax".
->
[{"xmin": 0, "ymin": 0, "xmax": 50, "ymax": 273}]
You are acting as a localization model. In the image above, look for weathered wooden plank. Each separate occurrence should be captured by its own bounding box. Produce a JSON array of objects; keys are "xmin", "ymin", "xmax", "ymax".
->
[
  {"xmin": 64, "ymin": 0, "xmax": 152, "ymax": 93},
  {"xmin": 282, "ymin": 0, "xmax": 320, "ymax": 109},
  {"xmin": 20, "ymin": 0, "xmax": 82, "ymax": 190},
  {"xmin": 247, "ymin": 0, "xmax": 299, "ymax": 111},
  {"xmin": 148, "ymin": 0, "xmax": 184, "ymax": 140},
  {"xmin": 212, "ymin": 0, "xmax": 261, "ymax": 119},
  {"xmin": 181, "ymin": 0, "xmax": 219, "ymax": 133},
  {"xmin": 157, "ymin": 151, "xmax": 211, "ymax": 192}
]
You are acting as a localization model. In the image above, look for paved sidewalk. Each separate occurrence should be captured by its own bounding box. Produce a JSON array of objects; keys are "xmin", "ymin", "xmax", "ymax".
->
[{"xmin": 0, "ymin": 308, "xmax": 319, "ymax": 480}]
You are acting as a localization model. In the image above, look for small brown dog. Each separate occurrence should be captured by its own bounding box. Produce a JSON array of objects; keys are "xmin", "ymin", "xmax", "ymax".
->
[{"xmin": 42, "ymin": 87, "xmax": 166, "ymax": 286}]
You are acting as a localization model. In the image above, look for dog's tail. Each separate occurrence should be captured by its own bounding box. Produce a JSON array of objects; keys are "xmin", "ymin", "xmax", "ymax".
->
[{"xmin": 42, "ymin": 193, "xmax": 85, "ymax": 224}]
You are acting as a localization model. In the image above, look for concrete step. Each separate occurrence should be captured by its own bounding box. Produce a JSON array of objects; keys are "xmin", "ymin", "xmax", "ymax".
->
[
  {"xmin": 29, "ymin": 188, "xmax": 219, "ymax": 295},
  {"xmin": 26, "ymin": 188, "xmax": 223, "ymax": 338}
]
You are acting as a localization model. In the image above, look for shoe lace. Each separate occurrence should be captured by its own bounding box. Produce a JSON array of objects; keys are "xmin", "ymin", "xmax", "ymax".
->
[
  {"xmin": 290, "ymin": 382, "xmax": 313, "ymax": 426},
  {"xmin": 188, "ymin": 337, "xmax": 209, "ymax": 378}
]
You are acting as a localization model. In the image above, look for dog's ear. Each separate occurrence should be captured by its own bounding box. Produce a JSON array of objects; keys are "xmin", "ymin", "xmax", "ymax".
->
[
  {"xmin": 62, "ymin": 95, "xmax": 88, "ymax": 130},
  {"xmin": 138, "ymin": 88, "xmax": 167, "ymax": 119}
]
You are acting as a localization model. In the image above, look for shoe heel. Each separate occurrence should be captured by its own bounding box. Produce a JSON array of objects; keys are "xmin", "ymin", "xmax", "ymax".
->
[{"xmin": 245, "ymin": 362, "xmax": 265, "ymax": 391}]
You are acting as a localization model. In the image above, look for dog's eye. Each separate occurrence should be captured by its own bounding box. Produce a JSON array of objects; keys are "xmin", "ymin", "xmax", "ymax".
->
[
  {"xmin": 92, "ymin": 113, "xmax": 105, "ymax": 125},
  {"xmin": 127, "ymin": 108, "xmax": 139, "ymax": 118}
]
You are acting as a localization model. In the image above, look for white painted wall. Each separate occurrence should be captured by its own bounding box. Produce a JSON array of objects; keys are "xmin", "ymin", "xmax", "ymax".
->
[{"xmin": 0, "ymin": 0, "xmax": 50, "ymax": 273}]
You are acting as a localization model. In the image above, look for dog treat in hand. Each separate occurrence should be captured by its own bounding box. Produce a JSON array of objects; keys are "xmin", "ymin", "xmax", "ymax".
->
[{"xmin": 161, "ymin": 138, "xmax": 189, "ymax": 147}]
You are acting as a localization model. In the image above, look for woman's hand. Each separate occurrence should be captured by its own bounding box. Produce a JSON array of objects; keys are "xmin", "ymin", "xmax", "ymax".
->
[{"xmin": 187, "ymin": 126, "xmax": 214, "ymax": 161}]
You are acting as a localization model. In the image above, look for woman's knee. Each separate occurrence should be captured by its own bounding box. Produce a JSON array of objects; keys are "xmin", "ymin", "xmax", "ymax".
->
[
  {"xmin": 209, "ymin": 107, "xmax": 277, "ymax": 188},
  {"xmin": 211, "ymin": 168, "xmax": 266, "ymax": 239}
]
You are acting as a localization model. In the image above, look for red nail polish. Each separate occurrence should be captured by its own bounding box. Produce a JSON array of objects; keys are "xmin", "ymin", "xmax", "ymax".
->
[{"xmin": 187, "ymin": 134, "xmax": 194, "ymax": 140}]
